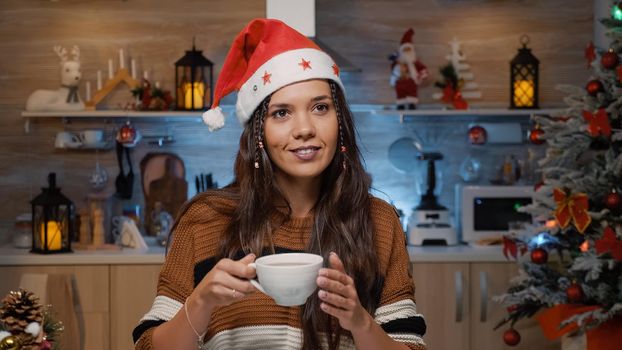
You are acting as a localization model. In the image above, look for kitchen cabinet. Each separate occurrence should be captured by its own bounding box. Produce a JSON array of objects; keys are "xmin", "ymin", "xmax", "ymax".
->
[
  {"xmin": 110, "ymin": 264, "xmax": 162, "ymax": 350},
  {"xmin": 411, "ymin": 262, "xmax": 559, "ymax": 350},
  {"xmin": 0, "ymin": 265, "xmax": 110, "ymax": 350},
  {"xmin": 0, "ymin": 263, "xmax": 162, "ymax": 350}
]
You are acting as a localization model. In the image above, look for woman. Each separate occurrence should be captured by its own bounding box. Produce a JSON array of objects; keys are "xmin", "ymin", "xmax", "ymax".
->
[{"xmin": 133, "ymin": 18, "xmax": 426, "ymax": 350}]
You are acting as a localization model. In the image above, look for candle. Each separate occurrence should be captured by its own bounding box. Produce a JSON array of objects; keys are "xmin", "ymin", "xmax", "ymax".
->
[
  {"xmin": 155, "ymin": 81, "xmax": 160, "ymax": 89},
  {"xmin": 184, "ymin": 82, "xmax": 205, "ymax": 109},
  {"xmin": 40, "ymin": 221, "xmax": 62, "ymax": 250},
  {"xmin": 97, "ymin": 70, "xmax": 102, "ymax": 90},
  {"xmin": 108, "ymin": 59, "xmax": 114, "ymax": 79},
  {"xmin": 131, "ymin": 59, "xmax": 136, "ymax": 79},
  {"xmin": 143, "ymin": 70, "xmax": 149, "ymax": 81},
  {"xmin": 513, "ymin": 80, "xmax": 535, "ymax": 107},
  {"xmin": 85, "ymin": 81, "xmax": 91, "ymax": 101},
  {"xmin": 119, "ymin": 49, "xmax": 125, "ymax": 69}
]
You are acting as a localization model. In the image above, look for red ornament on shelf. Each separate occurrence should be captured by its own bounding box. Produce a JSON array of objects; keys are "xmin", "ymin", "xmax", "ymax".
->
[
  {"xmin": 566, "ymin": 283, "xmax": 584, "ymax": 303},
  {"xmin": 529, "ymin": 124, "xmax": 545, "ymax": 145},
  {"xmin": 534, "ymin": 181, "xmax": 544, "ymax": 192},
  {"xmin": 118, "ymin": 121, "xmax": 137, "ymax": 144},
  {"xmin": 468, "ymin": 125, "xmax": 487, "ymax": 145},
  {"xmin": 503, "ymin": 328, "xmax": 521, "ymax": 346},
  {"xmin": 506, "ymin": 304, "xmax": 520, "ymax": 313},
  {"xmin": 601, "ymin": 49, "xmax": 619, "ymax": 70},
  {"xmin": 531, "ymin": 248, "xmax": 548, "ymax": 264},
  {"xmin": 586, "ymin": 80, "xmax": 604, "ymax": 96},
  {"xmin": 605, "ymin": 190, "xmax": 622, "ymax": 210}
]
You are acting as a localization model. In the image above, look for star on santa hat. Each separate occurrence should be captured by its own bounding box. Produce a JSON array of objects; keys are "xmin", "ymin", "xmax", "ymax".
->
[
  {"xmin": 299, "ymin": 58, "xmax": 312, "ymax": 70},
  {"xmin": 332, "ymin": 64, "xmax": 340, "ymax": 76},
  {"xmin": 262, "ymin": 71, "xmax": 272, "ymax": 85}
]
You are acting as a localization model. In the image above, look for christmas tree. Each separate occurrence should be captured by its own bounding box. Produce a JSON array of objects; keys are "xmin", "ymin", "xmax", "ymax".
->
[{"xmin": 494, "ymin": 3, "xmax": 622, "ymax": 348}]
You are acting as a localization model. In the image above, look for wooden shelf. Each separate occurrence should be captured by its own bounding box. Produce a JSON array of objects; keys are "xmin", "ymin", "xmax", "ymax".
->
[{"xmin": 20, "ymin": 105, "xmax": 565, "ymax": 132}]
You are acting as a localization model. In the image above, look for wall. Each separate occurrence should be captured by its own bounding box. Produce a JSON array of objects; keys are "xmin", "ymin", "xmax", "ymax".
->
[{"xmin": 0, "ymin": 0, "xmax": 592, "ymax": 235}]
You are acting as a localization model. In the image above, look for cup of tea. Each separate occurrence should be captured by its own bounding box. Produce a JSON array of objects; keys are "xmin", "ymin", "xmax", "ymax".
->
[{"xmin": 248, "ymin": 253, "xmax": 323, "ymax": 306}]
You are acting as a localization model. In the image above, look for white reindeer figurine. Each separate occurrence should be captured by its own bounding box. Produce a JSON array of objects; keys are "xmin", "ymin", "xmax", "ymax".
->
[{"xmin": 25, "ymin": 45, "xmax": 85, "ymax": 111}]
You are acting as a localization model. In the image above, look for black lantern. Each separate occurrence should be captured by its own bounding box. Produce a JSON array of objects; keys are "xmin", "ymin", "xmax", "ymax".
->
[
  {"xmin": 31, "ymin": 173, "xmax": 73, "ymax": 253},
  {"xmin": 510, "ymin": 35, "xmax": 539, "ymax": 109},
  {"xmin": 175, "ymin": 38, "xmax": 214, "ymax": 110}
]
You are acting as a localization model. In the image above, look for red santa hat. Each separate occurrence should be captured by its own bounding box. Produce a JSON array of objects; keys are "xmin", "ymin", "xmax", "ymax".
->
[
  {"xmin": 202, "ymin": 18, "xmax": 344, "ymax": 131},
  {"xmin": 401, "ymin": 28, "xmax": 414, "ymax": 45}
]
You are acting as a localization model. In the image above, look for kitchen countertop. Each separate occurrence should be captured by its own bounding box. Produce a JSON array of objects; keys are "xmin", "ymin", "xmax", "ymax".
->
[{"xmin": 0, "ymin": 243, "xmax": 509, "ymax": 266}]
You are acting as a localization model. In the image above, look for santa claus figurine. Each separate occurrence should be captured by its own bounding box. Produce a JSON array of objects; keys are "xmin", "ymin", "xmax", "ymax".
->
[{"xmin": 390, "ymin": 28, "xmax": 429, "ymax": 110}]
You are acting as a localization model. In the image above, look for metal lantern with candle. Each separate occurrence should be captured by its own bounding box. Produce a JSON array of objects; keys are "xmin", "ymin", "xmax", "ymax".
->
[
  {"xmin": 510, "ymin": 35, "xmax": 539, "ymax": 109},
  {"xmin": 31, "ymin": 173, "xmax": 73, "ymax": 253},
  {"xmin": 175, "ymin": 39, "xmax": 214, "ymax": 111}
]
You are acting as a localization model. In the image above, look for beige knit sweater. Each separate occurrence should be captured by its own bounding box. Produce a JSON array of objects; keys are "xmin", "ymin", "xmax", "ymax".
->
[{"xmin": 133, "ymin": 192, "xmax": 426, "ymax": 349}]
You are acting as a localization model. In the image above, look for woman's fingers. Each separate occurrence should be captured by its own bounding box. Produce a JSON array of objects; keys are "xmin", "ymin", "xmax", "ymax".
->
[
  {"xmin": 318, "ymin": 289, "xmax": 355, "ymax": 310},
  {"xmin": 217, "ymin": 254, "xmax": 256, "ymax": 279}
]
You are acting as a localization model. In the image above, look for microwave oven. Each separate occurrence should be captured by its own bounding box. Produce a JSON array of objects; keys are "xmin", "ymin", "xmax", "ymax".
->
[{"xmin": 458, "ymin": 185, "xmax": 534, "ymax": 243}]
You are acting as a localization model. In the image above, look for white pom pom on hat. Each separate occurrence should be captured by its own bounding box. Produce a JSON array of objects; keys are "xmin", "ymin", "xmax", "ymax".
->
[{"xmin": 201, "ymin": 18, "xmax": 344, "ymax": 132}]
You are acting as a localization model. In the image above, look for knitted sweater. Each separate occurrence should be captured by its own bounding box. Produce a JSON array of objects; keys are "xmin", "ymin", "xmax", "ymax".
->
[{"xmin": 133, "ymin": 192, "xmax": 426, "ymax": 349}]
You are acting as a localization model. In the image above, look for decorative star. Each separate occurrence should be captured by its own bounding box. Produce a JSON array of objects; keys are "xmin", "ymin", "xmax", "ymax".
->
[
  {"xmin": 262, "ymin": 71, "xmax": 271, "ymax": 85},
  {"xmin": 595, "ymin": 226, "xmax": 622, "ymax": 261},
  {"xmin": 299, "ymin": 58, "xmax": 312, "ymax": 70},
  {"xmin": 585, "ymin": 41, "xmax": 596, "ymax": 68},
  {"xmin": 332, "ymin": 63, "xmax": 340, "ymax": 76}
]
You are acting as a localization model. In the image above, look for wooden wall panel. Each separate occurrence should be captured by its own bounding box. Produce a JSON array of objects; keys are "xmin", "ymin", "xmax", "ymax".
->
[{"xmin": 0, "ymin": 0, "xmax": 593, "ymax": 226}]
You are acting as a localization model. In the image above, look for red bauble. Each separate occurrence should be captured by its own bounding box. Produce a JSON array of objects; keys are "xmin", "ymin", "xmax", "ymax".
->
[
  {"xmin": 566, "ymin": 283, "xmax": 584, "ymax": 303},
  {"xmin": 40, "ymin": 340, "xmax": 52, "ymax": 350},
  {"xmin": 586, "ymin": 80, "xmax": 604, "ymax": 96},
  {"xmin": 118, "ymin": 122, "xmax": 136, "ymax": 144},
  {"xmin": 468, "ymin": 125, "xmax": 487, "ymax": 145},
  {"xmin": 605, "ymin": 190, "xmax": 622, "ymax": 210},
  {"xmin": 601, "ymin": 50, "xmax": 619, "ymax": 70},
  {"xmin": 531, "ymin": 248, "xmax": 548, "ymax": 264},
  {"xmin": 529, "ymin": 126, "xmax": 545, "ymax": 145},
  {"xmin": 534, "ymin": 181, "xmax": 544, "ymax": 192},
  {"xmin": 503, "ymin": 328, "xmax": 521, "ymax": 346}
]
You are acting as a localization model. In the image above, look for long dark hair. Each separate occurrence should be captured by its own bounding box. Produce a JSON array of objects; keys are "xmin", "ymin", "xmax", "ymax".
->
[{"xmin": 218, "ymin": 80, "xmax": 383, "ymax": 349}]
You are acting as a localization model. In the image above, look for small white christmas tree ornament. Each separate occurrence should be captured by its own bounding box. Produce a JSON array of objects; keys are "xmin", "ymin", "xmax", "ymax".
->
[{"xmin": 433, "ymin": 38, "xmax": 482, "ymax": 101}]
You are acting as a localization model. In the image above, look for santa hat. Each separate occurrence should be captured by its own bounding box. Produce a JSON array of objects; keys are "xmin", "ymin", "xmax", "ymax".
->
[
  {"xmin": 202, "ymin": 18, "xmax": 344, "ymax": 132},
  {"xmin": 400, "ymin": 28, "xmax": 415, "ymax": 47}
]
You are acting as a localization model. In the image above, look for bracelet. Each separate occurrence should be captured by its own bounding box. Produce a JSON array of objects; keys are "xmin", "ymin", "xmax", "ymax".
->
[{"xmin": 184, "ymin": 297, "xmax": 206, "ymax": 349}]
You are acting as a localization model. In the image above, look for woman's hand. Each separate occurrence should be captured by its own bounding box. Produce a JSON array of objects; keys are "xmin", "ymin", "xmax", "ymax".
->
[
  {"xmin": 316, "ymin": 252, "xmax": 372, "ymax": 332},
  {"xmin": 195, "ymin": 253, "xmax": 257, "ymax": 310}
]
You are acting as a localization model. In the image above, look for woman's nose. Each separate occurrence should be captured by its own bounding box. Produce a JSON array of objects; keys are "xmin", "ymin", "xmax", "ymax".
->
[{"xmin": 292, "ymin": 114, "xmax": 316, "ymax": 139}]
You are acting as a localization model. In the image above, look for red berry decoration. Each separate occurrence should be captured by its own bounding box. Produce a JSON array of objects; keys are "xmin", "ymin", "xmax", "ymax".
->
[
  {"xmin": 506, "ymin": 304, "xmax": 519, "ymax": 313},
  {"xmin": 530, "ymin": 248, "xmax": 548, "ymax": 264},
  {"xmin": 534, "ymin": 181, "xmax": 544, "ymax": 192},
  {"xmin": 40, "ymin": 340, "xmax": 53, "ymax": 350},
  {"xmin": 529, "ymin": 125, "xmax": 545, "ymax": 145},
  {"xmin": 566, "ymin": 283, "xmax": 584, "ymax": 303},
  {"xmin": 601, "ymin": 50, "xmax": 619, "ymax": 70},
  {"xmin": 468, "ymin": 125, "xmax": 487, "ymax": 145},
  {"xmin": 503, "ymin": 328, "xmax": 521, "ymax": 346},
  {"xmin": 605, "ymin": 190, "xmax": 622, "ymax": 210},
  {"xmin": 586, "ymin": 80, "xmax": 604, "ymax": 96}
]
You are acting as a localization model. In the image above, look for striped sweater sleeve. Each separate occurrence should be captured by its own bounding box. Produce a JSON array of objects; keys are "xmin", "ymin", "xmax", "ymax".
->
[{"xmin": 372, "ymin": 199, "xmax": 427, "ymax": 350}]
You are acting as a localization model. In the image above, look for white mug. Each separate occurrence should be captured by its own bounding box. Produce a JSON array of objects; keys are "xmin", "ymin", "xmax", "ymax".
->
[
  {"xmin": 54, "ymin": 131, "xmax": 82, "ymax": 148},
  {"xmin": 81, "ymin": 129, "xmax": 104, "ymax": 145},
  {"xmin": 248, "ymin": 253, "xmax": 323, "ymax": 306}
]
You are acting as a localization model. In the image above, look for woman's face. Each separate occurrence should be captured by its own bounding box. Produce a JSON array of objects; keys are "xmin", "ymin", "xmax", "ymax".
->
[{"xmin": 264, "ymin": 79, "xmax": 338, "ymax": 183}]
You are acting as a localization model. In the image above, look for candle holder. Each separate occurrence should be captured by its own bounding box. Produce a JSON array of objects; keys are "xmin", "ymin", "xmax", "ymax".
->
[
  {"xmin": 31, "ymin": 173, "xmax": 74, "ymax": 253},
  {"xmin": 510, "ymin": 35, "xmax": 539, "ymax": 109},
  {"xmin": 175, "ymin": 38, "xmax": 214, "ymax": 110}
]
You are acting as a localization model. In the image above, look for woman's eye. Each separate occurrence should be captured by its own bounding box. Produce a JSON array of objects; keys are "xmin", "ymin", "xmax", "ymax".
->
[
  {"xmin": 314, "ymin": 103, "xmax": 329, "ymax": 113},
  {"xmin": 271, "ymin": 109, "xmax": 288, "ymax": 118}
]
